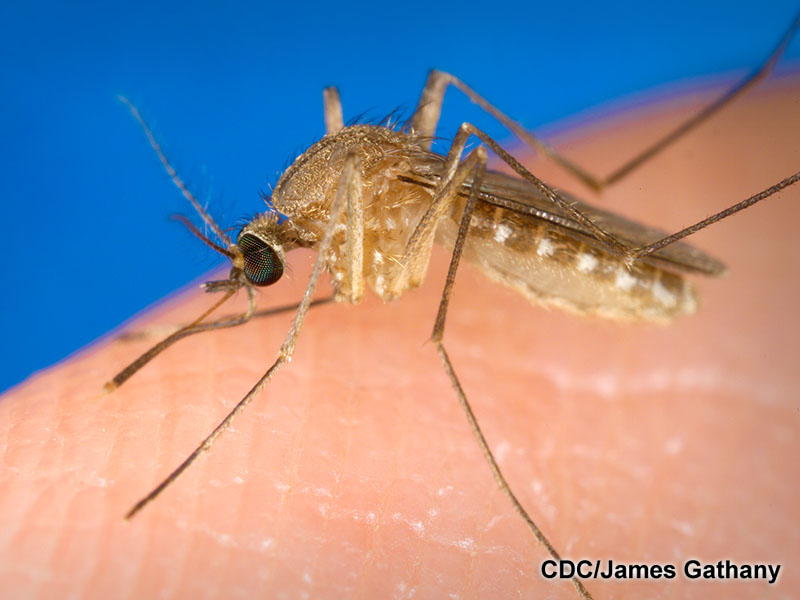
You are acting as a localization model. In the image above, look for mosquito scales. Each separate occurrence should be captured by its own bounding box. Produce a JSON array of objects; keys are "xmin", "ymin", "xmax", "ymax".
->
[{"xmin": 106, "ymin": 17, "xmax": 800, "ymax": 600}]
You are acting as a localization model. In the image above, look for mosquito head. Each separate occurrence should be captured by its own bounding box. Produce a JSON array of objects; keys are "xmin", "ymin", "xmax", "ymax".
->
[{"xmin": 232, "ymin": 211, "xmax": 288, "ymax": 287}]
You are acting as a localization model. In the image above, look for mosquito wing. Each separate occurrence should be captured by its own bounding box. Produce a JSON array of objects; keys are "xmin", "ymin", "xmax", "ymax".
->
[{"xmin": 407, "ymin": 157, "xmax": 726, "ymax": 276}]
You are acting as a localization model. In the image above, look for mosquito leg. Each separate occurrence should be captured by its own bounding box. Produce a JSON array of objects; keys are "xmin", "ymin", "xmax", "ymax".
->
[
  {"xmin": 392, "ymin": 120, "xmax": 502, "ymax": 295},
  {"xmin": 447, "ymin": 124, "xmax": 800, "ymax": 264},
  {"xmin": 323, "ymin": 86, "xmax": 344, "ymax": 134},
  {"xmin": 602, "ymin": 11, "xmax": 800, "ymax": 186},
  {"xmin": 447, "ymin": 123, "xmax": 631, "ymax": 257},
  {"xmin": 103, "ymin": 286, "xmax": 257, "ymax": 393},
  {"xmin": 398, "ymin": 125, "xmax": 594, "ymax": 597},
  {"xmin": 410, "ymin": 69, "xmax": 603, "ymax": 190},
  {"xmin": 628, "ymin": 170, "xmax": 800, "ymax": 261},
  {"xmin": 411, "ymin": 12, "xmax": 800, "ymax": 191},
  {"xmin": 115, "ymin": 297, "xmax": 334, "ymax": 342},
  {"xmin": 125, "ymin": 153, "xmax": 362, "ymax": 519},
  {"xmin": 341, "ymin": 151, "xmax": 365, "ymax": 303},
  {"xmin": 250, "ymin": 296, "xmax": 334, "ymax": 319},
  {"xmin": 305, "ymin": 87, "xmax": 365, "ymax": 300},
  {"xmin": 420, "ymin": 134, "xmax": 595, "ymax": 600}
]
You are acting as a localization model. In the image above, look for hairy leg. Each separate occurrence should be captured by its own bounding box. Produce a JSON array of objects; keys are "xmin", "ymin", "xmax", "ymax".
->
[
  {"xmin": 412, "ymin": 9, "xmax": 799, "ymax": 190},
  {"xmin": 323, "ymin": 87, "xmax": 344, "ymax": 135},
  {"xmin": 1, "ymin": 79, "xmax": 798, "ymax": 599}
]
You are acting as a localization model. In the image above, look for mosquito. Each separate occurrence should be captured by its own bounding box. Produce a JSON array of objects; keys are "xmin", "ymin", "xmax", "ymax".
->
[{"xmin": 106, "ymin": 14, "xmax": 800, "ymax": 600}]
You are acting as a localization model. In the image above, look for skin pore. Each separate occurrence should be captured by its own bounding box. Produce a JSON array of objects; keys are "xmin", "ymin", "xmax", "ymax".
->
[{"xmin": 1, "ymin": 78, "xmax": 798, "ymax": 599}]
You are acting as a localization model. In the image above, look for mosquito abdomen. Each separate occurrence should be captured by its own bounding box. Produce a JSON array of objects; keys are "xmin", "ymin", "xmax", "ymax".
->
[{"xmin": 437, "ymin": 201, "xmax": 698, "ymax": 323}]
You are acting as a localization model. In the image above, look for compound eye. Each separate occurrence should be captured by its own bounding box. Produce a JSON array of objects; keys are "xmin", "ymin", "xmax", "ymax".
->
[{"xmin": 238, "ymin": 233, "xmax": 283, "ymax": 286}]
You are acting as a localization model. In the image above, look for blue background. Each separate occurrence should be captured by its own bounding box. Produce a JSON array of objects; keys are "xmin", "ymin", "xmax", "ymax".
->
[{"xmin": 2, "ymin": 1, "xmax": 799, "ymax": 392}]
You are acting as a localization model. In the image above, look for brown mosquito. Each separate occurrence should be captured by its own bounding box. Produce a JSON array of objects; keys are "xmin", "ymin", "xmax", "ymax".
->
[{"xmin": 107, "ymin": 13, "xmax": 800, "ymax": 600}]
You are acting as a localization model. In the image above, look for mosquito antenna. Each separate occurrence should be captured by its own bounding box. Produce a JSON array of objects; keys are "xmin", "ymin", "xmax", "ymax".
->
[
  {"xmin": 118, "ymin": 96, "xmax": 233, "ymax": 248},
  {"xmin": 171, "ymin": 214, "xmax": 235, "ymax": 258}
]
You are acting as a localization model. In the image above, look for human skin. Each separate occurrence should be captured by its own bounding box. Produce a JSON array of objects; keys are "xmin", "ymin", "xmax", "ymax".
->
[{"xmin": 1, "ymin": 78, "xmax": 798, "ymax": 600}]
